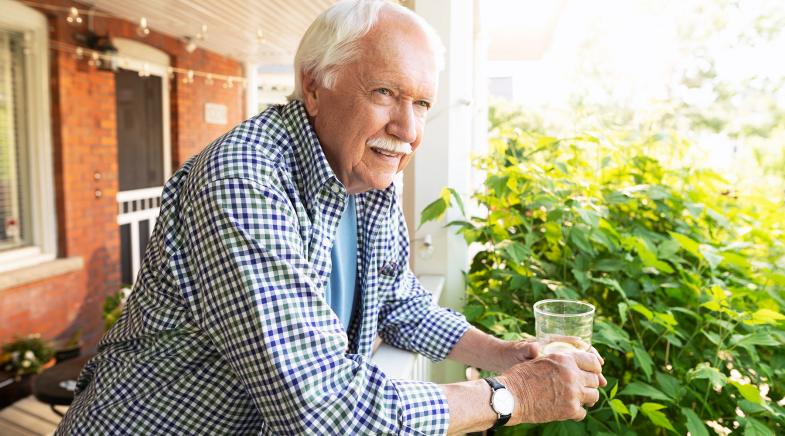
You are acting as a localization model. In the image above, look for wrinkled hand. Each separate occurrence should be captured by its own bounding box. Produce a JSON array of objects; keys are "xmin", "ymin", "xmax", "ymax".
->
[
  {"xmin": 498, "ymin": 350, "xmax": 606, "ymax": 425},
  {"xmin": 506, "ymin": 340, "xmax": 540, "ymax": 364}
]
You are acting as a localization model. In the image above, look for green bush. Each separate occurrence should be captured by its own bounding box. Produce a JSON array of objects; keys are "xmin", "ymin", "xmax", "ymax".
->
[{"xmin": 422, "ymin": 128, "xmax": 785, "ymax": 435}]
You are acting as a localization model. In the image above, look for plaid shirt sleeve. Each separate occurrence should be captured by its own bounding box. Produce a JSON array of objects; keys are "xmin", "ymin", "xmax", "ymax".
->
[
  {"xmin": 377, "ymin": 199, "xmax": 472, "ymax": 362},
  {"xmin": 184, "ymin": 177, "xmax": 452, "ymax": 435}
]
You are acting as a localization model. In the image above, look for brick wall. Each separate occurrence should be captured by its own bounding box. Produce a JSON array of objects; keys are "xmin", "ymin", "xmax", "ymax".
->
[{"xmin": 0, "ymin": 0, "xmax": 245, "ymax": 350}]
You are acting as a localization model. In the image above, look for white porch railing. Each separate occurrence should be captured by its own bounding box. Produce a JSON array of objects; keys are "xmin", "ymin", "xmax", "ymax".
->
[
  {"xmin": 371, "ymin": 275, "xmax": 445, "ymax": 381},
  {"xmin": 116, "ymin": 186, "xmax": 162, "ymax": 283}
]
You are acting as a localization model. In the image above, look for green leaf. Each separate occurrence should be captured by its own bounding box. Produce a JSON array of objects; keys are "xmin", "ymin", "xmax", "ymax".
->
[
  {"xmin": 730, "ymin": 381, "xmax": 763, "ymax": 405},
  {"xmin": 633, "ymin": 237, "xmax": 674, "ymax": 273},
  {"xmin": 687, "ymin": 363, "xmax": 727, "ymax": 388},
  {"xmin": 593, "ymin": 320, "xmax": 631, "ymax": 351},
  {"xmin": 721, "ymin": 251, "xmax": 751, "ymax": 271},
  {"xmin": 702, "ymin": 330, "xmax": 721, "ymax": 345},
  {"xmin": 418, "ymin": 197, "xmax": 447, "ymax": 228},
  {"xmin": 669, "ymin": 232, "xmax": 701, "ymax": 258},
  {"xmin": 463, "ymin": 304, "xmax": 484, "ymax": 322},
  {"xmin": 744, "ymin": 308, "xmax": 785, "ymax": 326},
  {"xmin": 610, "ymin": 399, "xmax": 630, "ymax": 416},
  {"xmin": 681, "ymin": 407, "xmax": 708, "ymax": 436},
  {"xmin": 699, "ymin": 244, "xmax": 723, "ymax": 270},
  {"xmin": 744, "ymin": 417, "xmax": 775, "ymax": 436},
  {"xmin": 498, "ymin": 240, "xmax": 530, "ymax": 265},
  {"xmin": 594, "ymin": 258, "xmax": 626, "ymax": 272},
  {"xmin": 570, "ymin": 228, "xmax": 595, "ymax": 254},
  {"xmin": 610, "ymin": 381, "xmax": 619, "ymax": 399},
  {"xmin": 653, "ymin": 312, "xmax": 678, "ymax": 330},
  {"xmin": 446, "ymin": 188, "xmax": 466, "ymax": 217},
  {"xmin": 628, "ymin": 404, "xmax": 638, "ymax": 422},
  {"xmin": 731, "ymin": 331, "xmax": 781, "ymax": 347},
  {"xmin": 738, "ymin": 400, "xmax": 768, "ymax": 415},
  {"xmin": 655, "ymin": 372, "xmax": 681, "ymax": 400},
  {"xmin": 576, "ymin": 208, "xmax": 600, "ymax": 228},
  {"xmin": 591, "ymin": 277, "xmax": 628, "ymax": 299},
  {"xmin": 542, "ymin": 420, "xmax": 585, "ymax": 436},
  {"xmin": 633, "ymin": 344, "xmax": 654, "ymax": 381},
  {"xmin": 619, "ymin": 382, "xmax": 671, "ymax": 402},
  {"xmin": 640, "ymin": 402, "xmax": 675, "ymax": 432},
  {"xmin": 629, "ymin": 302, "xmax": 654, "ymax": 321}
]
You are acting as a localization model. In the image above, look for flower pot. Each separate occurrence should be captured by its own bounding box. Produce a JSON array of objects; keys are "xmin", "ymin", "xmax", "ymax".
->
[{"xmin": 55, "ymin": 346, "xmax": 81, "ymax": 363}]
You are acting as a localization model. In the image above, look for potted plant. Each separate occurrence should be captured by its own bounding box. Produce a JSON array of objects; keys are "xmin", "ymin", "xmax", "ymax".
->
[
  {"xmin": 0, "ymin": 334, "xmax": 55, "ymax": 408},
  {"xmin": 53, "ymin": 329, "xmax": 82, "ymax": 363},
  {"xmin": 103, "ymin": 285, "xmax": 131, "ymax": 331}
]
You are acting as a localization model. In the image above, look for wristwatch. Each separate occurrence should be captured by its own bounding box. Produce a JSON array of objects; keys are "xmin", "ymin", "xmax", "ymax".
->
[{"xmin": 484, "ymin": 377, "xmax": 514, "ymax": 429}]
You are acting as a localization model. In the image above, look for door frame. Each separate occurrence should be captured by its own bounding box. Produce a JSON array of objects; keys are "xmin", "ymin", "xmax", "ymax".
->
[{"xmin": 112, "ymin": 38, "xmax": 172, "ymax": 182}]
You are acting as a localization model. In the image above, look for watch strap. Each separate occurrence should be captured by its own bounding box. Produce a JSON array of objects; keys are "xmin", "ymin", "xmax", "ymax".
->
[{"xmin": 484, "ymin": 377, "xmax": 512, "ymax": 429}]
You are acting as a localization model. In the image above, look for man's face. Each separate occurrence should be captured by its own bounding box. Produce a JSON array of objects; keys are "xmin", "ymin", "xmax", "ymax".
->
[{"xmin": 302, "ymin": 13, "xmax": 438, "ymax": 194}]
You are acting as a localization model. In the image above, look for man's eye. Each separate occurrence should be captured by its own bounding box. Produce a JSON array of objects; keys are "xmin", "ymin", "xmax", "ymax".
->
[
  {"xmin": 415, "ymin": 100, "xmax": 431, "ymax": 109},
  {"xmin": 376, "ymin": 88, "xmax": 392, "ymax": 96}
]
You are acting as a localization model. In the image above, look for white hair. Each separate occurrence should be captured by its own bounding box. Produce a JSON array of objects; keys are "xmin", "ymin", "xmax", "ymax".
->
[{"xmin": 288, "ymin": 0, "xmax": 445, "ymax": 101}]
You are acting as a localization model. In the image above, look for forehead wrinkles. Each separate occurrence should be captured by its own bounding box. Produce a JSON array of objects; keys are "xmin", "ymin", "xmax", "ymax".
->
[{"xmin": 354, "ymin": 12, "xmax": 438, "ymax": 96}]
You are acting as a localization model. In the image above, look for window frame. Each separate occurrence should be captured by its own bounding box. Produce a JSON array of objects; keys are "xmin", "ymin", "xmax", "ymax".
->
[{"xmin": 0, "ymin": 0, "xmax": 57, "ymax": 273}]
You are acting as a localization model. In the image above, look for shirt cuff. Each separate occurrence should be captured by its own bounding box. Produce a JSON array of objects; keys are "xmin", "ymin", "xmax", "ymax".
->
[
  {"xmin": 391, "ymin": 378, "xmax": 451, "ymax": 435},
  {"xmin": 411, "ymin": 306, "xmax": 472, "ymax": 362}
]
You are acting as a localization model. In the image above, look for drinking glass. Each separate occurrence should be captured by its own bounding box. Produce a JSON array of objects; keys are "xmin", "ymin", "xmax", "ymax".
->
[{"xmin": 533, "ymin": 299, "xmax": 595, "ymax": 354}]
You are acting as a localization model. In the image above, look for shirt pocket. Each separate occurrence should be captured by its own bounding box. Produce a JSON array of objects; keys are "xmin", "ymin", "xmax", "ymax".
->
[{"xmin": 377, "ymin": 256, "xmax": 405, "ymax": 302}]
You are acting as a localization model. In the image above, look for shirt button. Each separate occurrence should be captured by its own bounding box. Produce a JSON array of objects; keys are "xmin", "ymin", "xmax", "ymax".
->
[{"xmin": 330, "ymin": 183, "xmax": 343, "ymax": 195}]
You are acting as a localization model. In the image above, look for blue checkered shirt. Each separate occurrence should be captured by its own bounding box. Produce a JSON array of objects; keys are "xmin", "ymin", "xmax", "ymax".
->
[{"xmin": 56, "ymin": 101, "xmax": 470, "ymax": 435}]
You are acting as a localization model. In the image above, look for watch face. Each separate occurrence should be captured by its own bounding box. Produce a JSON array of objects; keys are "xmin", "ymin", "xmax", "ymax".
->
[{"xmin": 492, "ymin": 389, "xmax": 515, "ymax": 415}]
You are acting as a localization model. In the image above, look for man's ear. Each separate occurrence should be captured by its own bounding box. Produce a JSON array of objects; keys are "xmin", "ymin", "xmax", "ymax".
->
[{"xmin": 301, "ymin": 73, "xmax": 320, "ymax": 117}]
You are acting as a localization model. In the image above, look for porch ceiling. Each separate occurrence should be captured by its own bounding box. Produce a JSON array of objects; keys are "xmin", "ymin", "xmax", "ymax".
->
[{"xmin": 82, "ymin": 0, "xmax": 335, "ymax": 65}]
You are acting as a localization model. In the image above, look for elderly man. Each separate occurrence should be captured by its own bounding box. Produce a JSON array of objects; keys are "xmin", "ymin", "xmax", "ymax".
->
[{"xmin": 57, "ymin": 1, "xmax": 605, "ymax": 435}]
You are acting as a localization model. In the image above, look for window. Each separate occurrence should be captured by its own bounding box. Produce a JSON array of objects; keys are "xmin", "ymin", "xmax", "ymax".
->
[
  {"xmin": 0, "ymin": 1, "xmax": 56, "ymax": 273},
  {"xmin": 0, "ymin": 30, "xmax": 31, "ymax": 252}
]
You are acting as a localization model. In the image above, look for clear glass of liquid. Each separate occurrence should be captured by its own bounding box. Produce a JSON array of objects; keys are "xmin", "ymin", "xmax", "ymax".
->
[{"xmin": 533, "ymin": 299, "xmax": 595, "ymax": 354}]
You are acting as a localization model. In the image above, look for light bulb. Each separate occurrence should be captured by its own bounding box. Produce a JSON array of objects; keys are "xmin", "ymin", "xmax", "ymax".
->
[
  {"xmin": 137, "ymin": 17, "xmax": 150, "ymax": 37},
  {"xmin": 66, "ymin": 7, "xmax": 83, "ymax": 25}
]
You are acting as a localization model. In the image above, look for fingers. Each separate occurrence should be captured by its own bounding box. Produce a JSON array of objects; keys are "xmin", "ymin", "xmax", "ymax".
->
[
  {"xmin": 589, "ymin": 346, "xmax": 605, "ymax": 366},
  {"xmin": 573, "ymin": 350, "xmax": 603, "ymax": 374},
  {"xmin": 521, "ymin": 341, "xmax": 540, "ymax": 359},
  {"xmin": 571, "ymin": 401, "xmax": 588, "ymax": 421},
  {"xmin": 581, "ymin": 387, "xmax": 600, "ymax": 407},
  {"xmin": 582, "ymin": 371, "xmax": 600, "ymax": 388}
]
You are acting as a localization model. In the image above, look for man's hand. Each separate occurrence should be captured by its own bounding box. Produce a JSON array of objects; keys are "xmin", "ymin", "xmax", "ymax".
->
[
  {"xmin": 504, "ymin": 340, "xmax": 540, "ymax": 365},
  {"xmin": 498, "ymin": 351, "xmax": 606, "ymax": 425},
  {"xmin": 448, "ymin": 328, "xmax": 542, "ymax": 372}
]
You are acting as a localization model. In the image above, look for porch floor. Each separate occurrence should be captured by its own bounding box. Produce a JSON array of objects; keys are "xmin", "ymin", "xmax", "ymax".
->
[{"xmin": 0, "ymin": 397, "xmax": 63, "ymax": 435}]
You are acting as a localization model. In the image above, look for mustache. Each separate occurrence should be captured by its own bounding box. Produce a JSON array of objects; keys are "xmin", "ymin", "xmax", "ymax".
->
[{"xmin": 366, "ymin": 136, "xmax": 413, "ymax": 155}]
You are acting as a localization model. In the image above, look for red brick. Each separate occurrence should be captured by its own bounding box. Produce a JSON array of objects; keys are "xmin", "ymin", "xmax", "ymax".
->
[{"xmin": 0, "ymin": 0, "xmax": 244, "ymax": 351}]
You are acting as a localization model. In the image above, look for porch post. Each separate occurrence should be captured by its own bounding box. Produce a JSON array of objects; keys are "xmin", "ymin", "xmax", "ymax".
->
[
  {"xmin": 245, "ymin": 62, "xmax": 259, "ymax": 118},
  {"xmin": 404, "ymin": 0, "xmax": 479, "ymax": 383}
]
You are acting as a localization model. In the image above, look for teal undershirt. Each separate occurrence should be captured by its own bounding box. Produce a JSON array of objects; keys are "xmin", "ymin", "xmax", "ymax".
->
[{"xmin": 325, "ymin": 195, "xmax": 358, "ymax": 331}]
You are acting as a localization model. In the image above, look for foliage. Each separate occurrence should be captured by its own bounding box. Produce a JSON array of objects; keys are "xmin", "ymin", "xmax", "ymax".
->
[
  {"xmin": 421, "ymin": 126, "xmax": 785, "ymax": 434},
  {"xmin": 103, "ymin": 286, "xmax": 131, "ymax": 332},
  {"xmin": 1, "ymin": 334, "xmax": 55, "ymax": 377}
]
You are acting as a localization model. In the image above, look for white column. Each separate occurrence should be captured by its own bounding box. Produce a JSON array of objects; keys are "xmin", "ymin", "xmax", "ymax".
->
[
  {"xmin": 472, "ymin": 0, "xmax": 490, "ymax": 184},
  {"xmin": 245, "ymin": 62, "xmax": 259, "ymax": 118},
  {"xmin": 403, "ymin": 0, "xmax": 477, "ymax": 383}
]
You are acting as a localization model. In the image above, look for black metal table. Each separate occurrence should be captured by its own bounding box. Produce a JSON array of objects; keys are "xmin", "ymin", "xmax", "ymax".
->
[{"xmin": 33, "ymin": 354, "xmax": 92, "ymax": 417}]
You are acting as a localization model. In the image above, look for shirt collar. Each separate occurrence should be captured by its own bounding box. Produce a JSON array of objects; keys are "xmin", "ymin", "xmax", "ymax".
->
[
  {"xmin": 281, "ymin": 100, "xmax": 396, "ymax": 208},
  {"xmin": 281, "ymin": 100, "xmax": 345, "ymax": 204}
]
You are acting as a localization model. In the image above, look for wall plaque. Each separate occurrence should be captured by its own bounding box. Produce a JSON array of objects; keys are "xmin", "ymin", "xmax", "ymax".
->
[{"xmin": 204, "ymin": 103, "xmax": 228, "ymax": 125}]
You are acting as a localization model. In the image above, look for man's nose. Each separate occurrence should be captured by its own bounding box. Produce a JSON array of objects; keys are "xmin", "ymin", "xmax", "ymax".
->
[{"xmin": 386, "ymin": 102, "xmax": 418, "ymax": 145}]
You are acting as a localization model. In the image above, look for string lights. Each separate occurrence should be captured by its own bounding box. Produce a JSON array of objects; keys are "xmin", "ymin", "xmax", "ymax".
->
[
  {"xmin": 136, "ymin": 17, "xmax": 151, "ymax": 37},
  {"xmin": 20, "ymin": 2, "xmax": 250, "ymax": 59},
  {"xmin": 66, "ymin": 6, "xmax": 83, "ymax": 25},
  {"xmin": 50, "ymin": 41, "xmax": 246, "ymax": 88}
]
